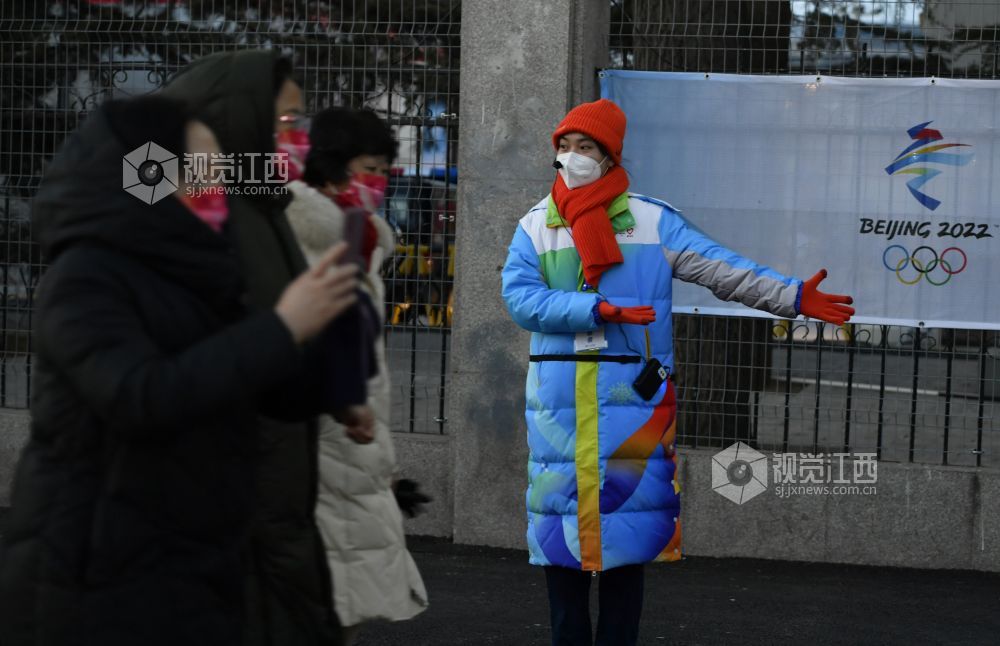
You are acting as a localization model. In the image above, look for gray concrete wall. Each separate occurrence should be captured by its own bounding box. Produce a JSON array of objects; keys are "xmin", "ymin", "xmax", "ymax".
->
[
  {"xmin": 679, "ymin": 447, "xmax": 999, "ymax": 572},
  {"xmin": 447, "ymin": 0, "xmax": 607, "ymax": 552},
  {"xmin": 403, "ymin": 430, "xmax": 999, "ymax": 572},
  {"xmin": 394, "ymin": 421, "xmax": 1000, "ymax": 572},
  {"xmin": 2, "ymin": 405, "xmax": 996, "ymax": 572},
  {"xmin": 393, "ymin": 433, "xmax": 453, "ymax": 537}
]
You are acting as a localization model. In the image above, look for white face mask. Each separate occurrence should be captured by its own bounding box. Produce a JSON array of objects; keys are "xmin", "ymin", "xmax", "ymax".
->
[{"xmin": 555, "ymin": 151, "xmax": 607, "ymax": 189}]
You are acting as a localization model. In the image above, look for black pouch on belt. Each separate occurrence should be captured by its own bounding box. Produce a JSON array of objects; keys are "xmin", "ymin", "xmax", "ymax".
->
[
  {"xmin": 632, "ymin": 358, "xmax": 667, "ymax": 401},
  {"xmin": 631, "ymin": 328, "xmax": 668, "ymax": 401}
]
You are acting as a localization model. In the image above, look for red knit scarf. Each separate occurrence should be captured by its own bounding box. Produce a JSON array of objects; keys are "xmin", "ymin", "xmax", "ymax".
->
[{"xmin": 551, "ymin": 165, "xmax": 630, "ymax": 288}]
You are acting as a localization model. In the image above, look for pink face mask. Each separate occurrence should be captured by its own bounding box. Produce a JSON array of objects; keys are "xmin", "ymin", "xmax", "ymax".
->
[
  {"xmin": 332, "ymin": 173, "xmax": 389, "ymax": 211},
  {"xmin": 182, "ymin": 186, "xmax": 229, "ymax": 233},
  {"xmin": 275, "ymin": 128, "xmax": 311, "ymax": 183}
]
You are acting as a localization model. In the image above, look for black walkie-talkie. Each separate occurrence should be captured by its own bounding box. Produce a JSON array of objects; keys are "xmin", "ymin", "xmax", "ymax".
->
[
  {"xmin": 633, "ymin": 358, "xmax": 667, "ymax": 401},
  {"xmin": 631, "ymin": 328, "xmax": 668, "ymax": 400}
]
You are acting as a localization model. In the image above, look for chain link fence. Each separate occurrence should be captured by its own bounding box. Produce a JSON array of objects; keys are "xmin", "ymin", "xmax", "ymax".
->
[
  {"xmin": 3, "ymin": 1, "xmax": 999, "ymax": 455},
  {"xmin": 609, "ymin": 0, "xmax": 999, "ymax": 468},
  {"xmin": 0, "ymin": 0, "xmax": 459, "ymax": 433}
]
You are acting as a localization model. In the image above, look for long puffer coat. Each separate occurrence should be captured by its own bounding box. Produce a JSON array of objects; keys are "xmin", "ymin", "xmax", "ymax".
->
[
  {"xmin": 163, "ymin": 50, "xmax": 376, "ymax": 646},
  {"xmin": 0, "ymin": 104, "xmax": 307, "ymax": 646},
  {"xmin": 285, "ymin": 180, "xmax": 428, "ymax": 628},
  {"xmin": 501, "ymin": 192, "xmax": 802, "ymax": 572}
]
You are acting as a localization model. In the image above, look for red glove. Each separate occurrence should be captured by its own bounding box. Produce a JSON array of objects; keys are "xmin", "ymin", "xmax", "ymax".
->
[
  {"xmin": 598, "ymin": 301, "xmax": 656, "ymax": 325},
  {"xmin": 799, "ymin": 269, "xmax": 855, "ymax": 325}
]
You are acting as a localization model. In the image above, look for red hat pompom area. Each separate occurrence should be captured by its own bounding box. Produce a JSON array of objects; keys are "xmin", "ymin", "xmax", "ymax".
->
[{"xmin": 551, "ymin": 99, "xmax": 627, "ymax": 165}]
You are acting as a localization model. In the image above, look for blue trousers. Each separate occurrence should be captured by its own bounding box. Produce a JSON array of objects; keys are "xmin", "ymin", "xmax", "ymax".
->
[{"xmin": 543, "ymin": 564, "xmax": 644, "ymax": 646}]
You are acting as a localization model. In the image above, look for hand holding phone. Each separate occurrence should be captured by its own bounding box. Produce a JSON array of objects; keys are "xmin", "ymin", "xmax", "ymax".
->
[{"xmin": 340, "ymin": 205, "xmax": 369, "ymax": 271}]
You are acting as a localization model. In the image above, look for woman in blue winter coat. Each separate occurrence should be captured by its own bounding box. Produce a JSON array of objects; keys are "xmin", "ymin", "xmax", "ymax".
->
[{"xmin": 500, "ymin": 99, "xmax": 855, "ymax": 646}]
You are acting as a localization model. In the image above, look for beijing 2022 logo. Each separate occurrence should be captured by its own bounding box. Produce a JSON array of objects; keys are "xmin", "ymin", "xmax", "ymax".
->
[
  {"xmin": 880, "ymin": 122, "xmax": 978, "ymax": 286},
  {"xmin": 885, "ymin": 121, "xmax": 973, "ymax": 211}
]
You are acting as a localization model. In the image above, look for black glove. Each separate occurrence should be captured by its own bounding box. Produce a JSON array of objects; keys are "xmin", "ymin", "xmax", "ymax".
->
[{"xmin": 394, "ymin": 478, "xmax": 432, "ymax": 518}]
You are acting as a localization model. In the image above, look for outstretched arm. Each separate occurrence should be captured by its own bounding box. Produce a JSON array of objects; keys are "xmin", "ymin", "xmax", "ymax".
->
[
  {"xmin": 660, "ymin": 211, "xmax": 802, "ymax": 318},
  {"xmin": 660, "ymin": 209, "xmax": 854, "ymax": 324}
]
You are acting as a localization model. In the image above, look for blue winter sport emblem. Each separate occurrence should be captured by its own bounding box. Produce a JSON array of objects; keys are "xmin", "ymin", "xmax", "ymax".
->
[{"xmin": 884, "ymin": 121, "xmax": 973, "ymax": 211}]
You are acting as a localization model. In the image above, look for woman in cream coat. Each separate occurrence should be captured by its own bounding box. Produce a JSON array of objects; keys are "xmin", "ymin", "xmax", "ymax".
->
[{"xmin": 285, "ymin": 107, "xmax": 428, "ymax": 644}]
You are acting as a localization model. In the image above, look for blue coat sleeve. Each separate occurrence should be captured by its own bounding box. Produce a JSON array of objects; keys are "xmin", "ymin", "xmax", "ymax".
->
[{"xmin": 501, "ymin": 223, "xmax": 602, "ymax": 334}]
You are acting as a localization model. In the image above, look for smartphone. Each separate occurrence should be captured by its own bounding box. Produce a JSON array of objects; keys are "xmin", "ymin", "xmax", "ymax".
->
[{"xmin": 341, "ymin": 206, "xmax": 368, "ymax": 270}]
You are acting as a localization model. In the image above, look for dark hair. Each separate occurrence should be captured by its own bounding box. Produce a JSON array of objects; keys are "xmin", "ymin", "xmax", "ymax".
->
[
  {"xmin": 352, "ymin": 109, "xmax": 398, "ymax": 162},
  {"xmin": 272, "ymin": 56, "xmax": 297, "ymax": 96},
  {"xmin": 104, "ymin": 95, "xmax": 193, "ymax": 157},
  {"xmin": 302, "ymin": 107, "xmax": 398, "ymax": 188}
]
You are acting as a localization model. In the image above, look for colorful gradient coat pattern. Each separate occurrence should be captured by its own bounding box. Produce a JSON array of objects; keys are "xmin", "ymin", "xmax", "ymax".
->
[{"xmin": 501, "ymin": 193, "xmax": 801, "ymax": 572}]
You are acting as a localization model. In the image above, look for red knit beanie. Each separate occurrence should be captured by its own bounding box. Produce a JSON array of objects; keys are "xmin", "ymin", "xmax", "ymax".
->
[{"xmin": 552, "ymin": 99, "xmax": 627, "ymax": 165}]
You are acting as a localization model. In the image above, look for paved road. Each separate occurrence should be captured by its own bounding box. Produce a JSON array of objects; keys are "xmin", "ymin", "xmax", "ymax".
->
[
  {"xmin": 355, "ymin": 537, "xmax": 999, "ymax": 646},
  {"xmin": 0, "ymin": 513, "xmax": 994, "ymax": 645}
]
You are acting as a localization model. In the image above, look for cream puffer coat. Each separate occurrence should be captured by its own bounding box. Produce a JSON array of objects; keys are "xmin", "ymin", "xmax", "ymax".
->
[{"xmin": 285, "ymin": 180, "xmax": 428, "ymax": 627}]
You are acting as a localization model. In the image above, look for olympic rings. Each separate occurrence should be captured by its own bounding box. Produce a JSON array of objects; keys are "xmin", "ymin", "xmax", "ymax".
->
[{"xmin": 882, "ymin": 245, "xmax": 967, "ymax": 286}]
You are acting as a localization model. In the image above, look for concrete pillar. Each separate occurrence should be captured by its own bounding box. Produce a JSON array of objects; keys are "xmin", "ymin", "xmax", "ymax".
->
[{"xmin": 448, "ymin": 0, "xmax": 609, "ymax": 548}]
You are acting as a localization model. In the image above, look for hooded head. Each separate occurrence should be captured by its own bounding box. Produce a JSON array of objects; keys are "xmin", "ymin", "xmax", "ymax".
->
[
  {"xmin": 161, "ymin": 50, "xmax": 312, "ymax": 308},
  {"xmin": 32, "ymin": 95, "xmax": 241, "ymax": 306},
  {"xmin": 161, "ymin": 49, "xmax": 303, "ymax": 192},
  {"xmin": 551, "ymin": 98, "xmax": 627, "ymax": 165}
]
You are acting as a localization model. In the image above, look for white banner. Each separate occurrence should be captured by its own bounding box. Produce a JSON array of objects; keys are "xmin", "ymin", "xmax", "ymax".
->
[{"xmin": 601, "ymin": 70, "xmax": 1000, "ymax": 330}]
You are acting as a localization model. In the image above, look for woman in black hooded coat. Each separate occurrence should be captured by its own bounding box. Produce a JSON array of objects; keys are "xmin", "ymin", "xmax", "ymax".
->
[
  {"xmin": 0, "ymin": 96, "xmax": 358, "ymax": 646},
  {"xmin": 163, "ymin": 50, "xmax": 381, "ymax": 646}
]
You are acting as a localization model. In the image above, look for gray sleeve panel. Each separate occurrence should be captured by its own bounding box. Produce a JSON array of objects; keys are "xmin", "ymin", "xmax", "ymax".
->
[{"xmin": 664, "ymin": 247, "xmax": 800, "ymax": 318}]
